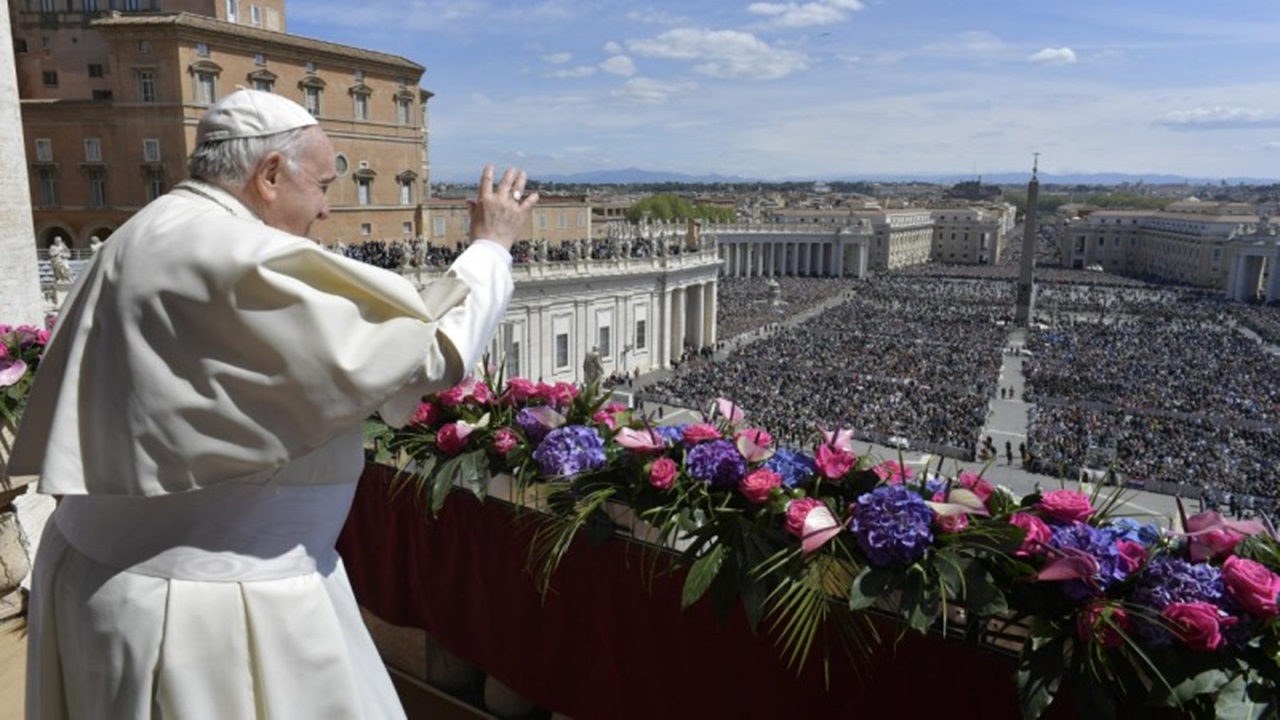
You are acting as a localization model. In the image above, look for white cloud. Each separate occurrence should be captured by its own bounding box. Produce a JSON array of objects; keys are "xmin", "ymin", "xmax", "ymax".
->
[
  {"xmin": 543, "ymin": 52, "xmax": 573, "ymax": 64},
  {"xmin": 747, "ymin": 0, "xmax": 864, "ymax": 28},
  {"xmin": 1028, "ymin": 47, "xmax": 1077, "ymax": 65},
  {"xmin": 1265, "ymin": 141, "xmax": 1280, "ymax": 152},
  {"xmin": 611, "ymin": 77, "xmax": 698, "ymax": 105},
  {"xmin": 627, "ymin": 29, "xmax": 808, "ymax": 79},
  {"xmin": 624, "ymin": 9, "xmax": 687, "ymax": 25},
  {"xmin": 601, "ymin": 55, "xmax": 637, "ymax": 77},
  {"xmin": 549, "ymin": 66, "xmax": 597, "ymax": 78},
  {"xmin": 1154, "ymin": 106, "xmax": 1280, "ymax": 131},
  {"xmin": 603, "ymin": 40, "xmax": 623, "ymax": 55}
]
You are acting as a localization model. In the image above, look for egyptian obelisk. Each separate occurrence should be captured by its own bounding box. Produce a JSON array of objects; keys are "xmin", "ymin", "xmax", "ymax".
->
[{"xmin": 1014, "ymin": 155, "xmax": 1039, "ymax": 326}]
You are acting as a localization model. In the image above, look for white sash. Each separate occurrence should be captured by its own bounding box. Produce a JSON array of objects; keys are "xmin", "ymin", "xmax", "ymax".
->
[{"xmin": 54, "ymin": 482, "xmax": 357, "ymax": 582}]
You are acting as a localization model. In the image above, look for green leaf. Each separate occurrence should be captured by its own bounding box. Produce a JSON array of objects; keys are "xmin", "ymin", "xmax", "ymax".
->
[
  {"xmin": 963, "ymin": 559, "xmax": 1008, "ymax": 617},
  {"xmin": 848, "ymin": 566, "xmax": 897, "ymax": 611},
  {"xmin": 1157, "ymin": 658, "xmax": 1232, "ymax": 707},
  {"xmin": 740, "ymin": 576, "xmax": 768, "ymax": 632},
  {"xmin": 1213, "ymin": 670, "xmax": 1269, "ymax": 720},
  {"xmin": 455, "ymin": 450, "xmax": 489, "ymax": 501},
  {"xmin": 430, "ymin": 454, "xmax": 463, "ymax": 513},
  {"xmin": 682, "ymin": 544, "xmax": 726, "ymax": 609},
  {"xmin": 900, "ymin": 568, "xmax": 939, "ymax": 634},
  {"xmin": 1016, "ymin": 633, "xmax": 1066, "ymax": 720}
]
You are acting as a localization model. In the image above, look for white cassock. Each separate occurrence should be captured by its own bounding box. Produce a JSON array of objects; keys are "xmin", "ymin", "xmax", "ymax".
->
[{"xmin": 10, "ymin": 179, "xmax": 514, "ymax": 719}]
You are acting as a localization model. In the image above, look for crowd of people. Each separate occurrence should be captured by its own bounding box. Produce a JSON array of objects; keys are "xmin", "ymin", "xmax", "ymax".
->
[
  {"xmin": 641, "ymin": 276, "xmax": 1009, "ymax": 455},
  {"xmin": 714, "ymin": 277, "xmax": 855, "ymax": 341},
  {"xmin": 1022, "ymin": 289, "xmax": 1280, "ymax": 502}
]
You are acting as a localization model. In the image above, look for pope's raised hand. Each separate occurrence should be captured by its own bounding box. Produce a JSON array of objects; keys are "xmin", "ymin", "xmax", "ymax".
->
[{"xmin": 468, "ymin": 166, "xmax": 538, "ymax": 251}]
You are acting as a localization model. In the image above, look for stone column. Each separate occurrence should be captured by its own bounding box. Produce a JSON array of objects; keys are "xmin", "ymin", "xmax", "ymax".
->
[
  {"xmin": 1268, "ymin": 253, "xmax": 1280, "ymax": 303},
  {"xmin": 0, "ymin": 0, "xmax": 42, "ymax": 327},
  {"xmin": 672, "ymin": 287, "xmax": 686, "ymax": 362},
  {"xmin": 703, "ymin": 282, "xmax": 717, "ymax": 346},
  {"xmin": 0, "ymin": 0, "xmax": 48, "ymax": 603},
  {"xmin": 660, "ymin": 287, "xmax": 672, "ymax": 368},
  {"xmin": 687, "ymin": 283, "xmax": 704, "ymax": 348}
]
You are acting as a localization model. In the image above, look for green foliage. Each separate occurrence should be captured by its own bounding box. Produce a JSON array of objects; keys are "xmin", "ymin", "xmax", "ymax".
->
[{"xmin": 624, "ymin": 194, "xmax": 736, "ymax": 223}]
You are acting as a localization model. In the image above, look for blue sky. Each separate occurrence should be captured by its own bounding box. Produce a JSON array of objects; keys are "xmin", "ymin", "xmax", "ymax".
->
[{"xmin": 290, "ymin": 1, "xmax": 1280, "ymax": 183}]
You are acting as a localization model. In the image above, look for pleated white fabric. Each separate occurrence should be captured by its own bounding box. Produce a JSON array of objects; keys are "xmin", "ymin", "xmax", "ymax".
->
[
  {"xmin": 14, "ymin": 179, "xmax": 515, "ymax": 718},
  {"xmin": 26, "ymin": 434, "xmax": 406, "ymax": 719}
]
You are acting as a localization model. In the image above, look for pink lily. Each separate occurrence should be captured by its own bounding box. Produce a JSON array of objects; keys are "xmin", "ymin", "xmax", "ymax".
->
[
  {"xmin": 713, "ymin": 397, "xmax": 746, "ymax": 424},
  {"xmin": 614, "ymin": 427, "xmax": 665, "ymax": 453}
]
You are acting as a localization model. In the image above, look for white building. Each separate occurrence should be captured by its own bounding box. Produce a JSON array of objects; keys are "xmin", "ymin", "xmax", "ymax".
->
[{"xmin": 477, "ymin": 248, "xmax": 722, "ymax": 384}]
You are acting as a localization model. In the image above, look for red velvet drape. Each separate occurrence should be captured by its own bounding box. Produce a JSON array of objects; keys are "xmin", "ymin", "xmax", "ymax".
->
[{"xmin": 338, "ymin": 464, "xmax": 1077, "ymax": 719}]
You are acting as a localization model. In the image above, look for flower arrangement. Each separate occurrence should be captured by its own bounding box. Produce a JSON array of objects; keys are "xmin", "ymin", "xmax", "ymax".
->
[
  {"xmin": 367, "ymin": 369, "xmax": 1280, "ymax": 719},
  {"xmin": 0, "ymin": 323, "xmax": 50, "ymax": 429}
]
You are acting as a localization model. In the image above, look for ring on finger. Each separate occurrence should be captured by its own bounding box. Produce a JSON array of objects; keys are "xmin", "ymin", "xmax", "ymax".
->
[{"xmin": 512, "ymin": 190, "xmax": 523, "ymax": 201}]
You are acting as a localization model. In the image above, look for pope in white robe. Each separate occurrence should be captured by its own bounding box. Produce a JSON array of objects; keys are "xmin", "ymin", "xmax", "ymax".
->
[{"xmin": 10, "ymin": 89, "xmax": 539, "ymax": 719}]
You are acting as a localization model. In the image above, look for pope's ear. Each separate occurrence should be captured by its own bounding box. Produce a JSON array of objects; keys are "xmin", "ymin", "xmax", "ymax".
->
[{"xmin": 255, "ymin": 151, "xmax": 287, "ymax": 200}]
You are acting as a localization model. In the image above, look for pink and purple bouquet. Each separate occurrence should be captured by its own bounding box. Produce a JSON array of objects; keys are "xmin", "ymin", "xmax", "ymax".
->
[{"xmin": 371, "ymin": 372, "xmax": 1280, "ymax": 720}]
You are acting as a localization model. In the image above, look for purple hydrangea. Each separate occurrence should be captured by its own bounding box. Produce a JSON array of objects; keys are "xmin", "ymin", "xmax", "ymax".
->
[
  {"xmin": 1046, "ymin": 522, "xmax": 1132, "ymax": 600},
  {"xmin": 1101, "ymin": 518, "xmax": 1164, "ymax": 547},
  {"xmin": 685, "ymin": 439, "xmax": 747, "ymax": 489},
  {"xmin": 1132, "ymin": 557, "xmax": 1224, "ymax": 609},
  {"xmin": 516, "ymin": 408, "xmax": 553, "ymax": 444},
  {"xmin": 532, "ymin": 425, "xmax": 606, "ymax": 480},
  {"xmin": 762, "ymin": 448, "xmax": 817, "ymax": 488},
  {"xmin": 1131, "ymin": 556, "xmax": 1227, "ymax": 646},
  {"xmin": 849, "ymin": 485, "xmax": 934, "ymax": 567},
  {"xmin": 924, "ymin": 476, "xmax": 949, "ymax": 497},
  {"xmin": 654, "ymin": 425, "xmax": 685, "ymax": 447}
]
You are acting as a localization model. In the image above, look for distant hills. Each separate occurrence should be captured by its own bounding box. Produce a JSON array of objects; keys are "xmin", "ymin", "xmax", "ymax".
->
[{"xmin": 528, "ymin": 167, "xmax": 1279, "ymax": 187}]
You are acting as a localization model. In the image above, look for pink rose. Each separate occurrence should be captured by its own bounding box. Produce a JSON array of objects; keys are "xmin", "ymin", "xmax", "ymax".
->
[
  {"xmin": 1184, "ymin": 511, "xmax": 1268, "ymax": 562},
  {"xmin": 1037, "ymin": 489, "xmax": 1095, "ymax": 523},
  {"xmin": 785, "ymin": 498, "xmax": 824, "ymax": 538},
  {"xmin": 592, "ymin": 409, "xmax": 619, "ymax": 429},
  {"xmin": 1161, "ymin": 602, "xmax": 1227, "ymax": 652},
  {"xmin": 436, "ymin": 384, "xmax": 467, "ymax": 407},
  {"xmin": 681, "ymin": 423, "xmax": 722, "ymax": 445},
  {"xmin": 470, "ymin": 381, "xmax": 493, "ymax": 405},
  {"xmin": 435, "ymin": 423, "xmax": 469, "ymax": 456},
  {"xmin": 814, "ymin": 444, "xmax": 856, "ymax": 480},
  {"xmin": 957, "ymin": 471, "xmax": 994, "ymax": 503},
  {"xmin": 410, "ymin": 401, "xmax": 440, "ymax": 427},
  {"xmin": 937, "ymin": 512, "xmax": 968, "ymax": 533},
  {"xmin": 545, "ymin": 382, "xmax": 579, "ymax": 408},
  {"xmin": 615, "ymin": 427, "xmax": 665, "ymax": 453},
  {"xmin": 739, "ymin": 468, "xmax": 782, "ymax": 504},
  {"xmin": 0, "ymin": 343, "xmax": 8, "ymax": 360},
  {"xmin": 1076, "ymin": 602, "xmax": 1129, "ymax": 649},
  {"xmin": 1009, "ymin": 512, "xmax": 1051, "ymax": 556},
  {"xmin": 648, "ymin": 457, "xmax": 678, "ymax": 490},
  {"xmin": 1222, "ymin": 555, "xmax": 1280, "ymax": 620},
  {"xmin": 436, "ymin": 377, "xmax": 491, "ymax": 407},
  {"xmin": 872, "ymin": 460, "xmax": 913, "ymax": 485},
  {"xmin": 504, "ymin": 377, "xmax": 540, "ymax": 403},
  {"xmin": 492, "ymin": 428, "xmax": 519, "ymax": 457},
  {"xmin": 1115, "ymin": 540, "xmax": 1146, "ymax": 575}
]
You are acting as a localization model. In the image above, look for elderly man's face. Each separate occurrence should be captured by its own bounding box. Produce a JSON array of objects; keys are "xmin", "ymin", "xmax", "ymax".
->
[{"xmin": 270, "ymin": 127, "xmax": 336, "ymax": 237}]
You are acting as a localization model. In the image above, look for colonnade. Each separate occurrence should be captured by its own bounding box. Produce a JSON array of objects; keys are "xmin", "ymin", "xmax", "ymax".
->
[
  {"xmin": 717, "ymin": 233, "xmax": 869, "ymax": 279},
  {"xmin": 661, "ymin": 280, "xmax": 717, "ymax": 365}
]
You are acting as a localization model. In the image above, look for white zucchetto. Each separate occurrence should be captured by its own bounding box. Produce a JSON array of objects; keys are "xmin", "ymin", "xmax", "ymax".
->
[{"xmin": 196, "ymin": 89, "xmax": 319, "ymax": 143}]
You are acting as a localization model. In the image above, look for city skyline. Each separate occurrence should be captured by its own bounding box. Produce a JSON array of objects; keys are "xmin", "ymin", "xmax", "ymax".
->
[{"xmin": 290, "ymin": 0, "xmax": 1280, "ymax": 184}]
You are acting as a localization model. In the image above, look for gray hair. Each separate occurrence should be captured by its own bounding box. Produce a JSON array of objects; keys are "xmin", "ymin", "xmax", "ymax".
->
[{"xmin": 187, "ymin": 126, "xmax": 316, "ymax": 187}]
